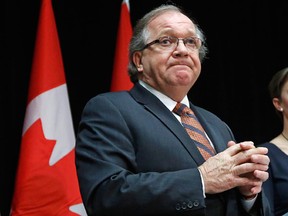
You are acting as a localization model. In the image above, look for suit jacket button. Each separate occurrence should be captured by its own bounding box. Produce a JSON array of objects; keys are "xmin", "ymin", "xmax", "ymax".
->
[
  {"xmin": 193, "ymin": 200, "xmax": 199, "ymax": 207},
  {"xmin": 187, "ymin": 201, "xmax": 193, "ymax": 208},
  {"xmin": 181, "ymin": 201, "xmax": 187, "ymax": 209}
]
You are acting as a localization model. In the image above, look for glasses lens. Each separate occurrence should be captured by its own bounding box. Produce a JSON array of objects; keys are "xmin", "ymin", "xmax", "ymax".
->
[
  {"xmin": 158, "ymin": 37, "xmax": 177, "ymax": 48},
  {"xmin": 158, "ymin": 36, "xmax": 201, "ymax": 51},
  {"xmin": 184, "ymin": 37, "xmax": 201, "ymax": 50}
]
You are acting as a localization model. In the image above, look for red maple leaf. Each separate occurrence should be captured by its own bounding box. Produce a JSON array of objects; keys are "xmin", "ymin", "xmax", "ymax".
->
[{"xmin": 12, "ymin": 119, "xmax": 82, "ymax": 216}]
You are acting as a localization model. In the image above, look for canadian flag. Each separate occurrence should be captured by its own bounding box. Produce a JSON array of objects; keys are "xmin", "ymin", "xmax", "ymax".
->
[
  {"xmin": 10, "ymin": 0, "xmax": 87, "ymax": 215},
  {"xmin": 110, "ymin": 0, "xmax": 133, "ymax": 91}
]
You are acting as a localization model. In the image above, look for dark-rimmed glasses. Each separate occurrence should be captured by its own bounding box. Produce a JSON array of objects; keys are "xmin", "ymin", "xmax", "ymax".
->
[{"xmin": 141, "ymin": 36, "xmax": 202, "ymax": 52}]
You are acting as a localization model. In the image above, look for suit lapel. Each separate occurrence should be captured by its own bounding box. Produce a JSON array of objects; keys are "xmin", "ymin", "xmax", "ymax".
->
[
  {"xmin": 130, "ymin": 83, "xmax": 205, "ymax": 165},
  {"xmin": 190, "ymin": 104, "xmax": 228, "ymax": 153}
]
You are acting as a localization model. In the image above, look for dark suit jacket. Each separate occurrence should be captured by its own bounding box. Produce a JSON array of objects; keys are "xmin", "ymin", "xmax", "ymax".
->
[
  {"xmin": 75, "ymin": 82, "xmax": 271, "ymax": 216},
  {"xmin": 257, "ymin": 142, "xmax": 288, "ymax": 215}
]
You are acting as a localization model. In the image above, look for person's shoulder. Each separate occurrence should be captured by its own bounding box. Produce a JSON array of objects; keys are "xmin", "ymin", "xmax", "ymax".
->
[
  {"xmin": 258, "ymin": 135, "xmax": 288, "ymax": 151},
  {"xmin": 87, "ymin": 91, "xmax": 130, "ymax": 103},
  {"xmin": 84, "ymin": 90, "xmax": 136, "ymax": 111},
  {"xmin": 257, "ymin": 142, "xmax": 273, "ymax": 148},
  {"xmin": 257, "ymin": 141, "xmax": 284, "ymax": 155}
]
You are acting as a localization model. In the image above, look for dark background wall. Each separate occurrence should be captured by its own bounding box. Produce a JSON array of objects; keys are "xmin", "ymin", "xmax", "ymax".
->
[{"xmin": 2, "ymin": 0, "xmax": 288, "ymax": 215}]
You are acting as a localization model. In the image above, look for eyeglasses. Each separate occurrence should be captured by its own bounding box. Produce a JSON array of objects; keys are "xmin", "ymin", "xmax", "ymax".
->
[{"xmin": 142, "ymin": 36, "xmax": 202, "ymax": 52}]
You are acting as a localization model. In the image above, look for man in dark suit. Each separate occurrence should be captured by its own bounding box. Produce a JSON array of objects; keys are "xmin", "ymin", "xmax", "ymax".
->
[{"xmin": 75, "ymin": 4, "xmax": 271, "ymax": 216}]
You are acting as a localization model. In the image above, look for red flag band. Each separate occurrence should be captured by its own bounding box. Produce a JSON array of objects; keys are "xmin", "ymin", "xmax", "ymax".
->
[
  {"xmin": 11, "ymin": 0, "xmax": 87, "ymax": 215},
  {"xmin": 110, "ymin": 0, "xmax": 133, "ymax": 91}
]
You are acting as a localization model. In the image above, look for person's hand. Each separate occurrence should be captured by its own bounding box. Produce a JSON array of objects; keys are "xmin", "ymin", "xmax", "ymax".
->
[
  {"xmin": 228, "ymin": 141, "xmax": 270, "ymax": 199},
  {"xmin": 198, "ymin": 141, "xmax": 269, "ymax": 196}
]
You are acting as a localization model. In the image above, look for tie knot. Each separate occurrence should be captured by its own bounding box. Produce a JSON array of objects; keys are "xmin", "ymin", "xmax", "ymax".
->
[{"xmin": 173, "ymin": 102, "xmax": 193, "ymax": 116}]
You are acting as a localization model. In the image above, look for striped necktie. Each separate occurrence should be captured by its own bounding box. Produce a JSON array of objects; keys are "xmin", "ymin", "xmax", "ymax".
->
[{"xmin": 173, "ymin": 102, "xmax": 216, "ymax": 160}]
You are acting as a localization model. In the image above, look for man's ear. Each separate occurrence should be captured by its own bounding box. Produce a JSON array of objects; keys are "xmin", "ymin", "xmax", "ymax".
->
[{"xmin": 133, "ymin": 51, "xmax": 143, "ymax": 72}]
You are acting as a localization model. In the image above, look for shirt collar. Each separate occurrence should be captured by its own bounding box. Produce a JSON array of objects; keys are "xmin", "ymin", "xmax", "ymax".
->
[{"xmin": 139, "ymin": 80, "xmax": 190, "ymax": 111}]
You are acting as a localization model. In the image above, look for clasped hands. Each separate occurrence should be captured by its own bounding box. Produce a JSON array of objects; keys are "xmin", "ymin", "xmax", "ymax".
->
[{"xmin": 198, "ymin": 141, "xmax": 270, "ymax": 198}]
